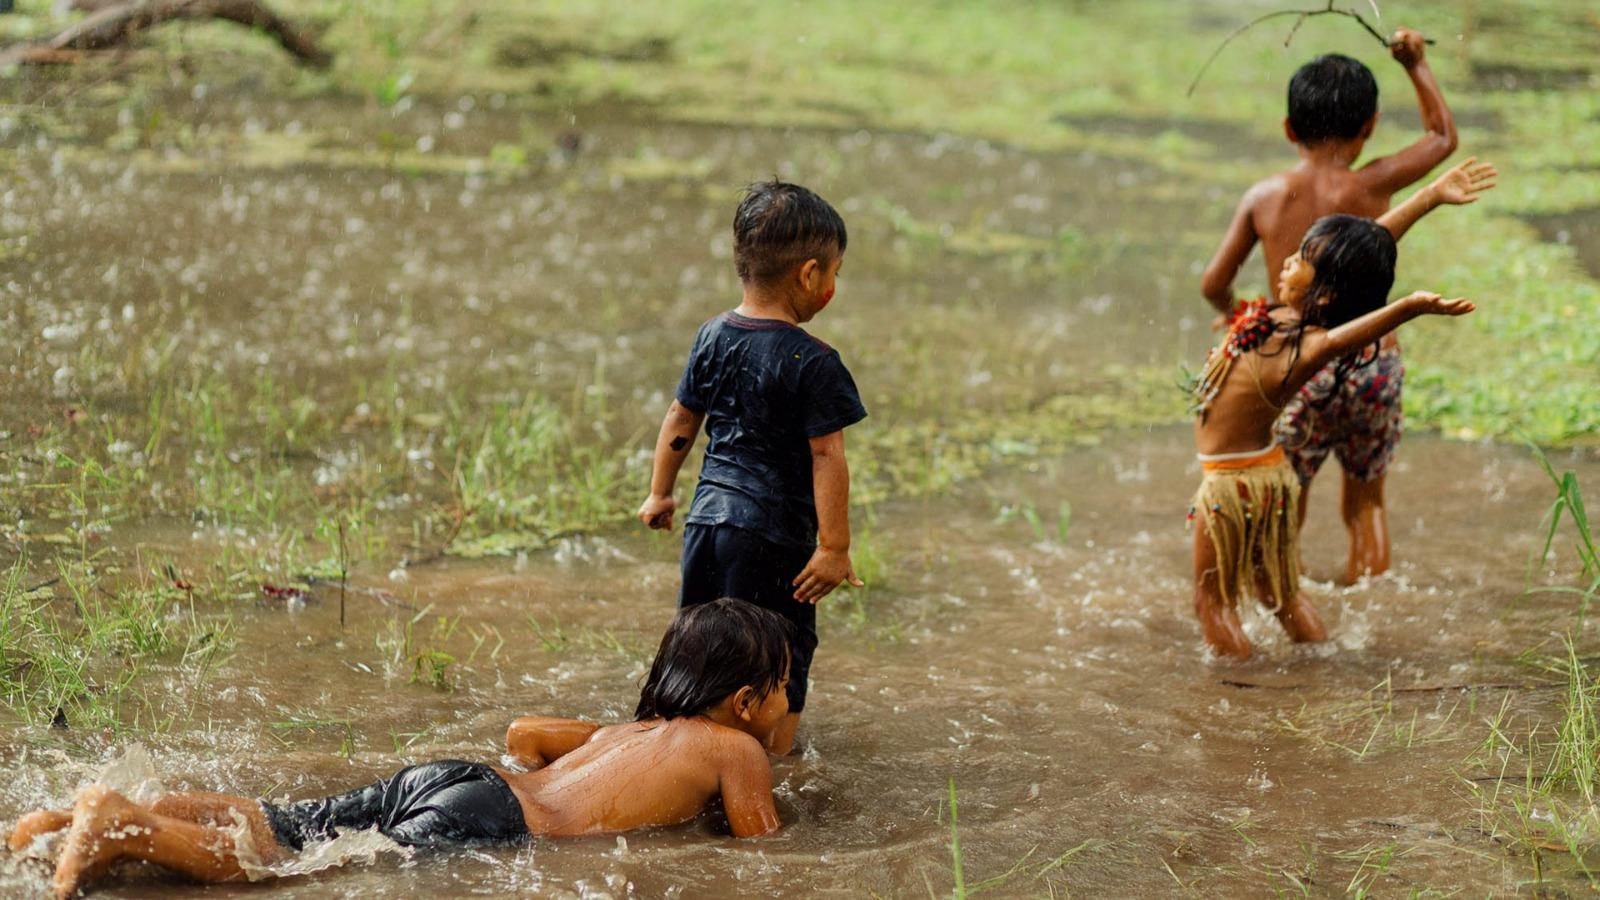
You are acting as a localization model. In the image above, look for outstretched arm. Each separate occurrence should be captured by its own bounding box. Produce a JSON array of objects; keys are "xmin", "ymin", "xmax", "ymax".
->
[
  {"xmin": 1200, "ymin": 188, "xmax": 1262, "ymax": 315},
  {"xmin": 718, "ymin": 737, "xmax": 781, "ymax": 838},
  {"xmin": 1358, "ymin": 28, "xmax": 1458, "ymax": 194},
  {"xmin": 1378, "ymin": 157, "xmax": 1498, "ymax": 241},
  {"xmin": 1291, "ymin": 292, "xmax": 1474, "ymax": 392},
  {"xmin": 637, "ymin": 401, "xmax": 705, "ymax": 530},
  {"xmin": 506, "ymin": 717, "xmax": 601, "ymax": 769}
]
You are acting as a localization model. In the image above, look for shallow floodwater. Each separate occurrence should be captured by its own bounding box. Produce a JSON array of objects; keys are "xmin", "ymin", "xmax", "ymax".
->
[
  {"xmin": 2, "ymin": 55, "xmax": 1598, "ymax": 897},
  {"xmin": 3, "ymin": 430, "xmax": 1597, "ymax": 897}
]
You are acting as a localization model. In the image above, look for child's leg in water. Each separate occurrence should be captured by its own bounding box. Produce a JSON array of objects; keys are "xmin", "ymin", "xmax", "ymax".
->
[
  {"xmin": 10, "ymin": 791, "xmax": 282, "ymax": 854},
  {"xmin": 1192, "ymin": 521, "xmax": 1251, "ymax": 658},
  {"xmin": 50, "ymin": 785, "xmax": 289, "ymax": 898},
  {"xmin": 1340, "ymin": 473, "xmax": 1389, "ymax": 582},
  {"xmin": 9, "ymin": 810, "xmax": 72, "ymax": 851},
  {"xmin": 1253, "ymin": 571, "xmax": 1327, "ymax": 643}
]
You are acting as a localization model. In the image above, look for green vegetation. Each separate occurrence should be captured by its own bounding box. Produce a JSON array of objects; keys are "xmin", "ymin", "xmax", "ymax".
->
[
  {"xmin": 1, "ymin": 2, "xmax": 1589, "ymax": 584},
  {"xmin": 1458, "ymin": 452, "xmax": 1600, "ymax": 888},
  {"xmin": 1529, "ymin": 446, "xmax": 1600, "ymax": 621},
  {"xmin": 526, "ymin": 614, "xmax": 647, "ymax": 661},
  {"xmin": 0, "ymin": 4, "xmax": 1595, "ymax": 889},
  {"xmin": 946, "ymin": 778, "xmax": 965, "ymax": 899},
  {"xmin": 2, "ymin": 0, "xmax": 1593, "ymax": 465},
  {"xmin": 934, "ymin": 778, "xmax": 1108, "ymax": 897},
  {"xmin": 269, "ymin": 709, "xmax": 358, "ymax": 758},
  {"xmin": 0, "ymin": 554, "xmax": 230, "ymax": 731},
  {"xmin": 1276, "ymin": 675, "xmax": 1471, "ymax": 760}
]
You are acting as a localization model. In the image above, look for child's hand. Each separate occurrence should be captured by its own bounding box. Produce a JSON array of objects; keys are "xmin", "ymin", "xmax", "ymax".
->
[
  {"xmin": 1403, "ymin": 291, "xmax": 1475, "ymax": 316},
  {"xmin": 1429, "ymin": 157, "xmax": 1497, "ymax": 206},
  {"xmin": 637, "ymin": 494, "xmax": 676, "ymax": 530},
  {"xmin": 1390, "ymin": 28, "xmax": 1427, "ymax": 67},
  {"xmin": 792, "ymin": 545, "xmax": 864, "ymax": 604}
]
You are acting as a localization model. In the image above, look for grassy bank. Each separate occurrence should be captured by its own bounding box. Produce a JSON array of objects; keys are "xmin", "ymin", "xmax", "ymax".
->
[
  {"xmin": 4, "ymin": 0, "xmax": 1594, "ymax": 451},
  {"xmin": 0, "ymin": 0, "xmax": 1595, "ymax": 745}
]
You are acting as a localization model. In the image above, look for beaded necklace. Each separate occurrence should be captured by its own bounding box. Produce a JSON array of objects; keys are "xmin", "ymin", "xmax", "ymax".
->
[{"xmin": 1191, "ymin": 297, "xmax": 1277, "ymax": 420}]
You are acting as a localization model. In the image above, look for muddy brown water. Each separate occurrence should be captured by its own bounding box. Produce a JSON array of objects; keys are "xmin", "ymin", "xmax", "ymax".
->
[
  {"xmin": 0, "ymin": 102, "xmax": 1204, "ymax": 452},
  {"xmin": 2, "ymin": 88, "xmax": 1599, "ymax": 896},
  {"xmin": 2, "ymin": 431, "xmax": 1596, "ymax": 897}
]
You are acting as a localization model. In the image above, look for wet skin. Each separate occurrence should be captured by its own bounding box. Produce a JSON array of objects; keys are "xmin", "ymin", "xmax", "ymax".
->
[
  {"xmin": 1192, "ymin": 222, "xmax": 1475, "ymax": 656},
  {"xmin": 1199, "ymin": 27, "xmax": 1457, "ymax": 584},
  {"xmin": 637, "ymin": 250, "xmax": 862, "ymax": 755},
  {"xmin": 10, "ymin": 682, "xmax": 788, "ymax": 897}
]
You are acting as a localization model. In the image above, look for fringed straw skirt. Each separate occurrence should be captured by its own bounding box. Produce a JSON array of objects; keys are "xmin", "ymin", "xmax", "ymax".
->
[{"xmin": 1190, "ymin": 446, "xmax": 1301, "ymax": 609}]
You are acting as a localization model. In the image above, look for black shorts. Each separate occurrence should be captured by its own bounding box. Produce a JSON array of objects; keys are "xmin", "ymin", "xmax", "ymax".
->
[
  {"xmin": 260, "ymin": 760, "xmax": 529, "ymax": 852},
  {"xmin": 680, "ymin": 523, "xmax": 818, "ymax": 712}
]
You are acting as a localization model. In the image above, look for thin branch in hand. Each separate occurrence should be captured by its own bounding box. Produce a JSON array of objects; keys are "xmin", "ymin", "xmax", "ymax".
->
[{"xmin": 1185, "ymin": 0, "xmax": 1424, "ymax": 97}]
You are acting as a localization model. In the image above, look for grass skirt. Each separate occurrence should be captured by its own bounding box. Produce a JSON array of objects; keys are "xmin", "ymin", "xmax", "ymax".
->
[{"xmin": 1191, "ymin": 449, "xmax": 1301, "ymax": 610}]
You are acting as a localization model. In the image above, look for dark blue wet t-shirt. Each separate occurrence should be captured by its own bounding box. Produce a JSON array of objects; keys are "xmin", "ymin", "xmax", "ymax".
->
[{"xmin": 676, "ymin": 311, "xmax": 867, "ymax": 548}]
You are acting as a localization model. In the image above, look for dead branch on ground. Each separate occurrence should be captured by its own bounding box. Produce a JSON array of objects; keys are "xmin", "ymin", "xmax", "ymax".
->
[{"xmin": 2, "ymin": 0, "xmax": 331, "ymax": 69}]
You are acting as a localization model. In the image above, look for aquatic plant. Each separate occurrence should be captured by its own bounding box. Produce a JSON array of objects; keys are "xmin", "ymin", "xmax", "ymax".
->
[
  {"xmin": 1277, "ymin": 675, "xmax": 1467, "ymax": 760},
  {"xmin": 374, "ymin": 605, "xmax": 462, "ymax": 691},
  {"xmin": 1528, "ymin": 446, "xmax": 1600, "ymax": 625},
  {"xmin": 934, "ymin": 778, "xmax": 1105, "ymax": 896},
  {"xmin": 1462, "ymin": 458, "xmax": 1600, "ymax": 889},
  {"xmin": 270, "ymin": 709, "xmax": 357, "ymax": 758},
  {"xmin": 0, "ymin": 554, "xmax": 230, "ymax": 731},
  {"xmin": 946, "ymin": 778, "xmax": 965, "ymax": 899},
  {"xmin": 994, "ymin": 499, "xmax": 1073, "ymax": 545},
  {"xmin": 526, "ymin": 615, "xmax": 646, "ymax": 660}
]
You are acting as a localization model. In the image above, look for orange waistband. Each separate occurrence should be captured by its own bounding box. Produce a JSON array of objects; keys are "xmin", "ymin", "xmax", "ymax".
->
[{"xmin": 1199, "ymin": 445, "xmax": 1286, "ymax": 472}]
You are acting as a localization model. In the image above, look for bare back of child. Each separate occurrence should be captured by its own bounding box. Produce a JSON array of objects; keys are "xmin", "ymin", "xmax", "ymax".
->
[
  {"xmin": 1190, "ymin": 214, "xmax": 1474, "ymax": 659},
  {"xmin": 1202, "ymin": 30, "xmax": 1455, "ymax": 313},
  {"xmin": 1199, "ymin": 28, "xmax": 1458, "ymax": 585},
  {"xmin": 8, "ymin": 599, "xmax": 791, "ymax": 898}
]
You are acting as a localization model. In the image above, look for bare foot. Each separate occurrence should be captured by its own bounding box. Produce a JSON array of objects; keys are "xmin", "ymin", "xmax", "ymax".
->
[
  {"xmin": 8, "ymin": 809, "xmax": 72, "ymax": 853},
  {"xmin": 53, "ymin": 785, "xmax": 140, "ymax": 899},
  {"xmin": 1275, "ymin": 593, "xmax": 1327, "ymax": 644},
  {"xmin": 1196, "ymin": 600, "xmax": 1252, "ymax": 659}
]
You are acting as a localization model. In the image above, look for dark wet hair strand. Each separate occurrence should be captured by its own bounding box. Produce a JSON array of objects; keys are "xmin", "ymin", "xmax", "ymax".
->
[{"xmin": 635, "ymin": 598, "xmax": 794, "ymax": 721}]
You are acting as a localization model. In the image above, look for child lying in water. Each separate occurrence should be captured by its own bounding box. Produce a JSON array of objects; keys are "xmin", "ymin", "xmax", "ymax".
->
[
  {"xmin": 1189, "ymin": 188, "xmax": 1480, "ymax": 658},
  {"xmin": 8, "ymin": 598, "xmax": 791, "ymax": 898}
]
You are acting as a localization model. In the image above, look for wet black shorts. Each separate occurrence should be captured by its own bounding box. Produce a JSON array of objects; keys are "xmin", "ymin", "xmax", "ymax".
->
[
  {"xmin": 260, "ymin": 760, "xmax": 529, "ymax": 852},
  {"xmin": 680, "ymin": 523, "xmax": 818, "ymax": 712}
]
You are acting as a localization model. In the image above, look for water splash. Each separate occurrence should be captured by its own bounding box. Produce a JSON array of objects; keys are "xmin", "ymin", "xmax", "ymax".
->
[
  {"xmin": 83, "ymin": 744, "xmax": 166, "ymax": 807},
  {"xmin": 226, "ymin": 812, "xmax": 411, "ymax": 882}
]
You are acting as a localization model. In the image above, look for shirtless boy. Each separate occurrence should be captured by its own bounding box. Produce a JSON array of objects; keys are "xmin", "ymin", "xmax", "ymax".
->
[
  {"xmin": 8, "ymin": 599, "xmax": 792, "ymax": 898},
  {"xmin": 1199, "ymin": 28, "xmax": 1457, "ymax": 583}
]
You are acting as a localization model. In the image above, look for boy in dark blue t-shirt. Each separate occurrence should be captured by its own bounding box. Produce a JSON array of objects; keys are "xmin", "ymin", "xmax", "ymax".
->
[{"xmin": 638, "ymin": 181, "xmax": 866, "ymax": 755}]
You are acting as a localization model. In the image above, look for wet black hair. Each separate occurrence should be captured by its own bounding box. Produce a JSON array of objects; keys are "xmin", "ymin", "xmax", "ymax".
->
[
  {"xmin": 733, "ymin": 180, "xmax": 848, "ymax": 285},
  {"xmin": 1279, "ymin": 214, "xmax": 1398, "ymax": 389},
  {"xmin": 1297, "ymin": 214, "xmax": 1397, "ymax": 325},
  {"xmin": 1287, "ymin": 54, "xmax": 1379, "ymax": 144},
  {"xmin": 635, "ymin": 598, "xmax": 794, "ymax": 721}
]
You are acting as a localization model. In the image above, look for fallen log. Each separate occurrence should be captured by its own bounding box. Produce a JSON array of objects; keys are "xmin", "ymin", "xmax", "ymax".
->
[{"xmin": 2, "ymin": 0, "xmax": 331, "ymax": 68}]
